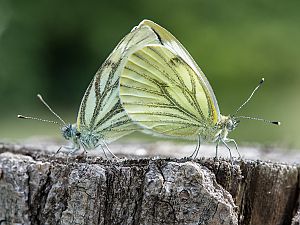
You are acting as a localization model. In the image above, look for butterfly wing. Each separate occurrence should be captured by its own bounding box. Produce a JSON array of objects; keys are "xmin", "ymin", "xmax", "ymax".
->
[
  {"xmin": 119, "ymin": 45, "xmax": 217, "ymax": 139},
  {"xmin": 140, "ymin": 20, "xmax": 220, "ymax": 122},
  {"xmin": 76, "ymin": 24, "xmax": 160, "ymax": 143}
]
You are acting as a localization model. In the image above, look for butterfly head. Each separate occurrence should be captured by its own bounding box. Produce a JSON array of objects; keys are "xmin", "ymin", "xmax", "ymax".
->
[
  {"xmin": 225, "ymin": 116, "xmax": 240, "ymax": 132},
  {"xmin": 211, "ymin": 115, "xmax": 239, "ymax": 142},
  {"xmin": 218, "ymin": 115, "xmax": 239, "ymax": 133},
  {"xmin": 61, "ymin": 124, "xmax": 80, "ymax": 141}
]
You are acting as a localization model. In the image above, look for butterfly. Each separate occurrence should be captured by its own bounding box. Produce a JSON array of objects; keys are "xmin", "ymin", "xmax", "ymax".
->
[
  {"xmin": 119, "ymin": 20, "xmax": 280, "ymax": 159},
  {"xmin": 18, "ymin": 21, "xmax": 162, "ymax": 157}
]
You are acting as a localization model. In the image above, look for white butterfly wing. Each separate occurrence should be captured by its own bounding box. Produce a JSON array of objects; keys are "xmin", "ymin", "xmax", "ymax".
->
[{"xmin": 76, "ymin": 24, "xmax": 160, "ymax": 143}]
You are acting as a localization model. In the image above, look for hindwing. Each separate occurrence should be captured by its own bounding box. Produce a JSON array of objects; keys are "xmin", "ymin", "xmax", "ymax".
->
[{"xmin": 120, "ymin": 45, "xmax": 217, "ymax": 138}]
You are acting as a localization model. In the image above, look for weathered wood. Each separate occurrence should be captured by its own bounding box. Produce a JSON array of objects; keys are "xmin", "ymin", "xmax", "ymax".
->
[{"xmin": 0, "ymin": 142, "xmax": 299, "ymax": 225}]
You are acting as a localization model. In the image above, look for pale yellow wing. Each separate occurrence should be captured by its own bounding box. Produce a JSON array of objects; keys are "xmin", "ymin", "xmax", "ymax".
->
[
  {"xmin": 119, "ymin": 45, "xmax": 217, "ymax": 139},
  {"xmin": 140, "ymin": 20, "xmax": 220, "ymax": 123}
]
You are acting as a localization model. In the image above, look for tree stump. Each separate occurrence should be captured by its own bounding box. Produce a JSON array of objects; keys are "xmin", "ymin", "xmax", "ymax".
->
[{"xmin": 0, "ymin": 142, "xmax": 299, "ymax": 225}]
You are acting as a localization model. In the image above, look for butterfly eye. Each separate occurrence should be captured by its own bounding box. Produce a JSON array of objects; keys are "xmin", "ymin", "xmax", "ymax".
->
[
  {"xmin": 226, "ymin": 120, "xmax": 234, "ymax": 130},
  {"xmin": 76, "ymin": 132, "xmax": 81, "ymax": 137},
  {"xmin": 61, "ymin": 125, "xmax": 74, "ymax": 140}
]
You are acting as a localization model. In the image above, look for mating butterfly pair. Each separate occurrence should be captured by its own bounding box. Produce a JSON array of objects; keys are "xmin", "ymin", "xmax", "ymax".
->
[{"xmin": 18, "ymin": 20, "xmax": 280, "ymax": 159}]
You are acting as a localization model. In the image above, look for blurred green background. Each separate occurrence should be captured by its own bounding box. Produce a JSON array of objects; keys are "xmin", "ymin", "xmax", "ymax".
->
[{"xmin": 0, "ymin": 0, "xmax": 299, "ymax": 149}]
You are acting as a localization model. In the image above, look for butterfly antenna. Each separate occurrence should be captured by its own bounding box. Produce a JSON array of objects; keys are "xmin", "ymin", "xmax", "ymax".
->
[
  {"xmin": 37, "ymin": 94, "xmax": 66, "ymax": 125},
  {"xmin": 17, "ymin": 115, "xmax": 59, "ymax": 125},
  {"xmin": 235, "ymin": 115, "xmax": 281, "ymax": 126},
  {"xmin": 233, "ymin": 78, "xmax": 265, "ymax": 116}
]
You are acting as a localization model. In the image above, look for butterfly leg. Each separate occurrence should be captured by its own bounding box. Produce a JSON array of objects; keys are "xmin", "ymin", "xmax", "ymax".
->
[
  {"xmin": 70, "ymin": 147, "xmax": 81, "ymax": 155},
  {"xmin": 220, "ymin": 139, "xmax": 234, "ymax": 167},
  {"xmin": 215, "ymin": 139, "xmax": 220, "ymax": 159},
  {"xmin": 99, "ymin": 140, "xmax": 119, "ymax": 160},
  {"xmin": 99, "ymin": 144, "xmax": 108, "ymax": 159},
  {"xmin": 76, "ymin": 145, "xmax": 88, "ymax": 159},
  {"xmin": 67, "ymin": 146, "xmax": 82, "ymax": 163},
  {"xmin": 56, "ymin": 146, "xmax": 62, "ymax": 154},
  {"xmin": 57, "ymin": 145, "xmax": 80, "ymax": 163},
  {"xmin": 55, "ymin": 144, "xmax": 80, "ymax": 155},
  {"xmin": 189, "ymin": 135, "xmax": 201, "ymax": 159},
  {"xmin": 214, "ymin": 134, "xmax": 222, "ymax": 161},
  {"xmin": 94, "ymin": 141, "xmax": 109, "ymax": 159},
  {"xmin": 225, "ymin": 138, "xmax": 241, "ymax": 159}
]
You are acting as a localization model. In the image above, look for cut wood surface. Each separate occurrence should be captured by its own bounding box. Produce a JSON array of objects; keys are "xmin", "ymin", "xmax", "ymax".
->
[{"xmin": 0, "ymin": 142, "xmax": 299, "ymax": 225}]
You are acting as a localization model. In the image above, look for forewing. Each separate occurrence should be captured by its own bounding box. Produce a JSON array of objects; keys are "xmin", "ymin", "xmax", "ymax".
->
[
  {"xmin": 119, "ymin": 45, "xmax": 216, "ymax": 138},
  {"xmin": 140, "ymin": 19, "xmax": 220, "ymax": 123},
  {"xmin": 76, "ymin": 24, "xmax": 160, "ymax": 143}
]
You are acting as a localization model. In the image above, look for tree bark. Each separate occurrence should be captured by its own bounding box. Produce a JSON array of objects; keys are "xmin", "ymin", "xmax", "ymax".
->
[{"xmin": 0, "ymin": 142, "xmax": 299, "ymax": 225}]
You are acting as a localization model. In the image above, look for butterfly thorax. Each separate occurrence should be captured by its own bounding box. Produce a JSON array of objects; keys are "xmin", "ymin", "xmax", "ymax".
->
[{"xmin": 77, "ymin": 127, "xmax": 103, "ymax": 150}]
